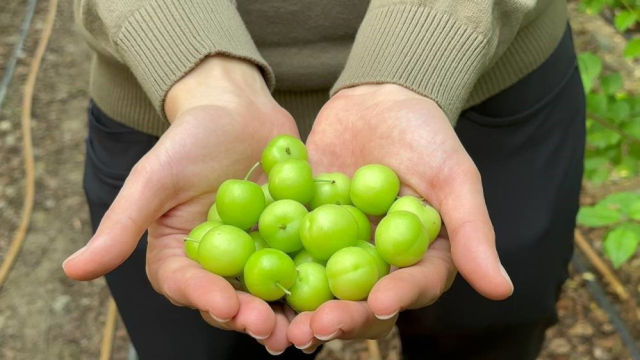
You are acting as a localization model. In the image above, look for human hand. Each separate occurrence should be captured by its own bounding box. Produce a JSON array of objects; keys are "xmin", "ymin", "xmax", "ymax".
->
[
  {"xmin": 287, "ymin": 84, "xmax": 514, "ymax": 352},
  {"xmin": 63, "ymin": 56, "xmax": 299, "ymax": 354}
]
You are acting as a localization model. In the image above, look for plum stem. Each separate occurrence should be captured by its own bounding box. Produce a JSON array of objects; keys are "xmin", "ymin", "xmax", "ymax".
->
[
  {"xmin": 314, "ymin": 179, "xmax": 335, "ymax": 184},
  {"xmin": 275, "ymin": 282, "xmax": 291, "ymax": 296},
  {"xmin": 244, "ymin": 161, "xmax": 261, "ymax": 181},
  {"xmin": 183, "ymin": 237, "xmax": 198, "ymax": 243}
]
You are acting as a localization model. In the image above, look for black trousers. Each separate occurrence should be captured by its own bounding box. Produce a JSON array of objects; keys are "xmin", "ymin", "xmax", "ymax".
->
[{"xmin": 83, "ymin": 26, "xmax": 585, "ymax": 360}]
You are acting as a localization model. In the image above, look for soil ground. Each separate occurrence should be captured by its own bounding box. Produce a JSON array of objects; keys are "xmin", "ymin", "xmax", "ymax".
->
[{"xmin": 0, "ymin": 1, "xmax": 638, "ymax": 360}]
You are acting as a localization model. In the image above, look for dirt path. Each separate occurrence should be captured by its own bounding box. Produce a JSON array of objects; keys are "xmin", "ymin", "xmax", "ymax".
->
[{"xmin": 0, "ymin": 2, "xmax": 637, "ymax": 360}]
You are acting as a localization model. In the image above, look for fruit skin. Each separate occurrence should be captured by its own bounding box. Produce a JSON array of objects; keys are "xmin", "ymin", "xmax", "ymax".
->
[
  {"xmin": 258, "ymin": 199, "xmax": 308, "ymax": 253},
  {"xmin": 300, "ymin": 204, "xmax": 359, "ymax": 261},
  {"xmin": 207, "ymin": 202, "xmax": 222, "ymax": 222},
  {"xmin": 198, "ymin": 225, "xmax": 256, "ymax": 277},
  {"xmin": 375, "ymin": 211, "xmax": 428, "ymax": 267},
  {"xmin": 261, "ymin": 183, "xmax": 275, "ymax": 206},
  {"xmin": 293, "ymin": 249, "xmax": 327, "ymax": 266},
  {"xmin": 244, "ymin": 248, "xmax": 297, "ymax": 301},
  {"xmin": 216, "ymin": 179, "xmax": 266, "ymax": 230},
  {"xmin": 268, "ymin": 159, "xmax": 315, "ymax": 204},
  {"xmin": 388, "ymin": 196, "xmax": 441, "ymax": 243},
  {"xmin": 343, "ymin": 205, "xmax": 371, "ymax": 241},
  {"xmin": 355, "ymin": 240, "xmax": 390, "ymax": 280},
  {"xmin": 309, "ymin": 173, "xmax": 352, "ymax": 210},
  {"xmin": 350, "ymin": 164, "xmax": 400, "ymax": 216},
  {"xmin": 249, "ymin": 231, "xmax": 269, "ymax": 251},
  {"xmin": 261, "ymin": 135, "xmax": 308, "ymax": 175},
  {"xmin": 325, "ymin": 247, "xmax": 378, "ymax": 301},
  {"xmin": 185, "ymin": 220, "xmax": 223, "ymax": 262},
  {"xmin": 286, "ymin": 262, "xmax": 334, "ymax": 312}
]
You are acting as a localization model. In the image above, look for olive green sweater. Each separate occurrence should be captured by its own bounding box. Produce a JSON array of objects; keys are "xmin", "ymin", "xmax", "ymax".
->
[{"xmin": 74, "ymin": 0, "xmax": 568, "ymax": 136}]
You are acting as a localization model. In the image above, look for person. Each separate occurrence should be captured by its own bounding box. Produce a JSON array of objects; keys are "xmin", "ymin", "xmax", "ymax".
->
[{"xmin": 63, "ymin": 0, "xmax": 585, "ymax": 359}]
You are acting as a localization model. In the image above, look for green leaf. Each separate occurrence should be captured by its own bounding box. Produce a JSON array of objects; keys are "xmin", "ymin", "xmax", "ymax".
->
[
  {"xmin": 629, "ymin": 202, "xmax": 640, "ymax": 220},
  {"xmin": 603, "ymin": 226, "xmax": 639, "ymax": 268},
  {"xmin": 587, "ymin": 93, "xmax": 608, "ymax": 114},
  {"xmin": 584, "ymin": 156, "xmax": 609, "ymax": 171},
  {"xmin": 579, "ymin": 0, "xmax": 609, "ymax": 14},
  {"xmin": 586, "ymin": 167, "xmax": 611, "ymax": 184},
  {"xmin": 598, "ymin": 191, "xmax": 640, "ymax": 214},
  {"xmin": 622, "ymin": 120, "xmax": 640, "ymax": 139},
  {"xmin": 578, "ymin": 52, "xmax": 603, "ymax": 93},
  {"xmin": 615, "ymin": 11, "xmax": 638, "ymax": 32},
  {"xmin": 614, "ymin": 157, "xmax": 640, "ymax": 178},
  {"xmin": 624, "ymin": 38, "xmax": 640, "ymax": 59},
  {"xmin": 620, "ymin": 223, "xmax": 640, "ymax": 239},
  {"xmin": 577, "ymin": 206, "xmax": 622, "ymax": 227},
  {"xmin": 609, "ymin": 100, "xmax": 631, "ymax": 123},
  {"xmin": 600, "ymin": 73, "xmax": 623, "ymax": 95},
  {"xmin": 587, "ymin": 121, "xmax": 622, "ymax": 149}
]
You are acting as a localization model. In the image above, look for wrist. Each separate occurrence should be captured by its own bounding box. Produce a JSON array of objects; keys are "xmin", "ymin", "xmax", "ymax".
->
[{"xmin": 165, "ymin": 55, "xmax": 271, "ymax": 122}]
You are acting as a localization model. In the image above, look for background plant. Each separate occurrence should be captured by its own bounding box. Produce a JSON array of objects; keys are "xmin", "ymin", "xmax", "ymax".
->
[{"xmin": 577, "ymin": 0, "xmax": 640, "ymax": 268}]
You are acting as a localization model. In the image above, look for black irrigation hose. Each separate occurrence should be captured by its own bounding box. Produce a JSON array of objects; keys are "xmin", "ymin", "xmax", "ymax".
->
[
  {"xmin": 0, "ymin": 0, "xmax": 38, "ymax": 113},
  {"xmin": 572, "ymin": 249, "xmax": 640, "ymax": 360}
]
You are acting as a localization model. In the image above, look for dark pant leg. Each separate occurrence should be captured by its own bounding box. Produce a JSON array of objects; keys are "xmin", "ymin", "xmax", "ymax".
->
[
  {"xmin": 83, "ymin": 102, "xmax": 315, "ymax": 360},
  {"xmin": 398, "ymin": 26, "xmax": 586, "ymax": 360}
]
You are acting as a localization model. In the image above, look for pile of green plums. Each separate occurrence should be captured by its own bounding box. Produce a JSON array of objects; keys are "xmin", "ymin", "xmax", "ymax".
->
[{"xmin": 184, "ymin": 135, "xmax": 441, "ymax": 313}]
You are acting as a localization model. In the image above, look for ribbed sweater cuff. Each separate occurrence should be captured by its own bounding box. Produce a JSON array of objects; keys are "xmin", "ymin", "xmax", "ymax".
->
[
  {"xmin": 116, "ymin": 0, "xmax": 274, "ymax": 121},
  {"xmin": 331, "ymin": 4, "xmax": 488, "ymax": 125}
]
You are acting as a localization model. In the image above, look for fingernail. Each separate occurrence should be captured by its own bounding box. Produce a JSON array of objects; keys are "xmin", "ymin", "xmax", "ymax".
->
[
  {"xmin": 314, "ymin": 330, "xmax": 339, "ymax": 341},
  {"xmin": 247, "ymin": 330, "xmax": 270, "ymax": 340},
  {"xmin": 374, "ymin": 310, "xmax": 398, "ymax": 320},
  {"xmin": 500, "ymin": 263, "xmax": 514, "ymax": 296},
  {"xmin": 210, "ymin": 313, "xmax": 231, "ymax": 323},
  {"xmin": 62, "ymin": 246, "xmax": 87, "ymax": 269},
  {"xmin": 266, "ymin": 347, "xmax": 284, "ymax": 356},
  {"xmin": 295, "ymin": 340, "xmax": 313, "ymax": 350},
  {"xmin": 302, "ymin": 347, "xmax": 317, "ymax": 354}
]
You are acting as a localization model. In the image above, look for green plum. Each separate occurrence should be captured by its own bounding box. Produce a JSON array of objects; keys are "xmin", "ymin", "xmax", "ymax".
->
[
  {"xmin": 184, "ymin": 220, "xmax": 223, "ymax": 262},
  {"xmin": 268, "ymin": 159, "xmax": 315, "ymax": 204},
  {"xmin": 262, "ymin": 183, "xmax": 275, "ymax": 206},
  {"xmin": 325, "ymin": 247, "xmax": 378, "ymax": 301},
  {"xmin": 244, "ymin": 248, "xmax": 297, "ymax": 301},
  {"xmin": 198, "ymin": 225, "xmax": 256, "ymax": 277},
  {"xmin": 309, "ymin": 173, "xmax": 352, "ymax": 209},
  {"xmin": 261, "ymin": 135, "xmax": 308, "ymax": 175},
  {"xmin": 388, "ymin": 196, "xmax": 441, "ymax": 243},
  {"xmin": 343, "ymin": 205, "xmax": 371, "ymax": 241},
  {"xmin": 207, "ymin": 202, "xmax": 222, "ymax": 222},
  {"xmin": 249, "ymin": 231, "xmax": 269, "ymax": 251},
  {"xmin": 216, "ymin": 179, "xmax": 265, "ymax": 230},
  {"xmin": 375, "ymin": 211, "xmax": 428, "ymax": 267},
  {"xmin": 355, "ymin": 240, "xmax": 390, "ymax": 280},
  {"xmin": 300, "ymin": 204, "xmax": 358, "ymax": 260},
  {"xmin": 258, "ymin": 199, "xmax": 308, "ymax": 253},
  {"xmin": 293, "ymin": 249, "xmax": 327, "ymax": 266},
  {"xmin": 350, "ymin": 164, "xmax": 400, "ymax": 216},
  {"xmin": 286, "ymin": 262, "xmax": 333, "ymax": 312}
]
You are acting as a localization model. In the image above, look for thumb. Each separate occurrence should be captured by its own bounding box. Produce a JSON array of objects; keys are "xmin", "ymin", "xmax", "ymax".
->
[
  {"xmin": 63, "ymin": 155, "xmax": 176, "ymax": 280},
  {"xmin": 415, "ymin": 159, "xmax": 513, "ymax": 300}
]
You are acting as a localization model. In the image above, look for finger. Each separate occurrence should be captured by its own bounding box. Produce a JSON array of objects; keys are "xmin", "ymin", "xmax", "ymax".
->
[
  {"xmin": 423, "ymin": 158, "xmax": 513, "ymax": 300},
  {"xmin": 288, "ymin": 311, "xmax": 317, "ymax": 351},
  {"xmin": 150, "ymin": 250, "xmax": 241, "ymax": 322},
  {"xmin": 310, "ymin": 300, "xmax": 396, "ymax": 341},
  {"xmin": 261, "ymin": 304, "xmax": 293, "ymax": 355},
  {"xmin": 199, "ymin": 292, "xmax": 276, "ymax": 339},
  {"xmin": 63, "ymin": 154, "xmax": 178, "ymax": 280},
  {"xmin": 368, "ymin": 238, "xmax": 456, "ymax": 318}
]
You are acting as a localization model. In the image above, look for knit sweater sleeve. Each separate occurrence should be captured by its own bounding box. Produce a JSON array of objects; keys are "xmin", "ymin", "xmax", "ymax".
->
[
  {"xmin": 331, "ymin": 0, "xmax": 553, "ymax": 124},
  {"xmin": 74, "ymin": 0, "xmax": 274, "ymax": 119}
]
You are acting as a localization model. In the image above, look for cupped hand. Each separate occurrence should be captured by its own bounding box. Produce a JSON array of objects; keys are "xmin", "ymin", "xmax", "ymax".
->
[
  {"xmin": 63, "ymin": 56, "xmax": 298, "ymax": 354},
  {"xmin": 288, "ymin": 84, "xmax": 513, "ymax": 352}
]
